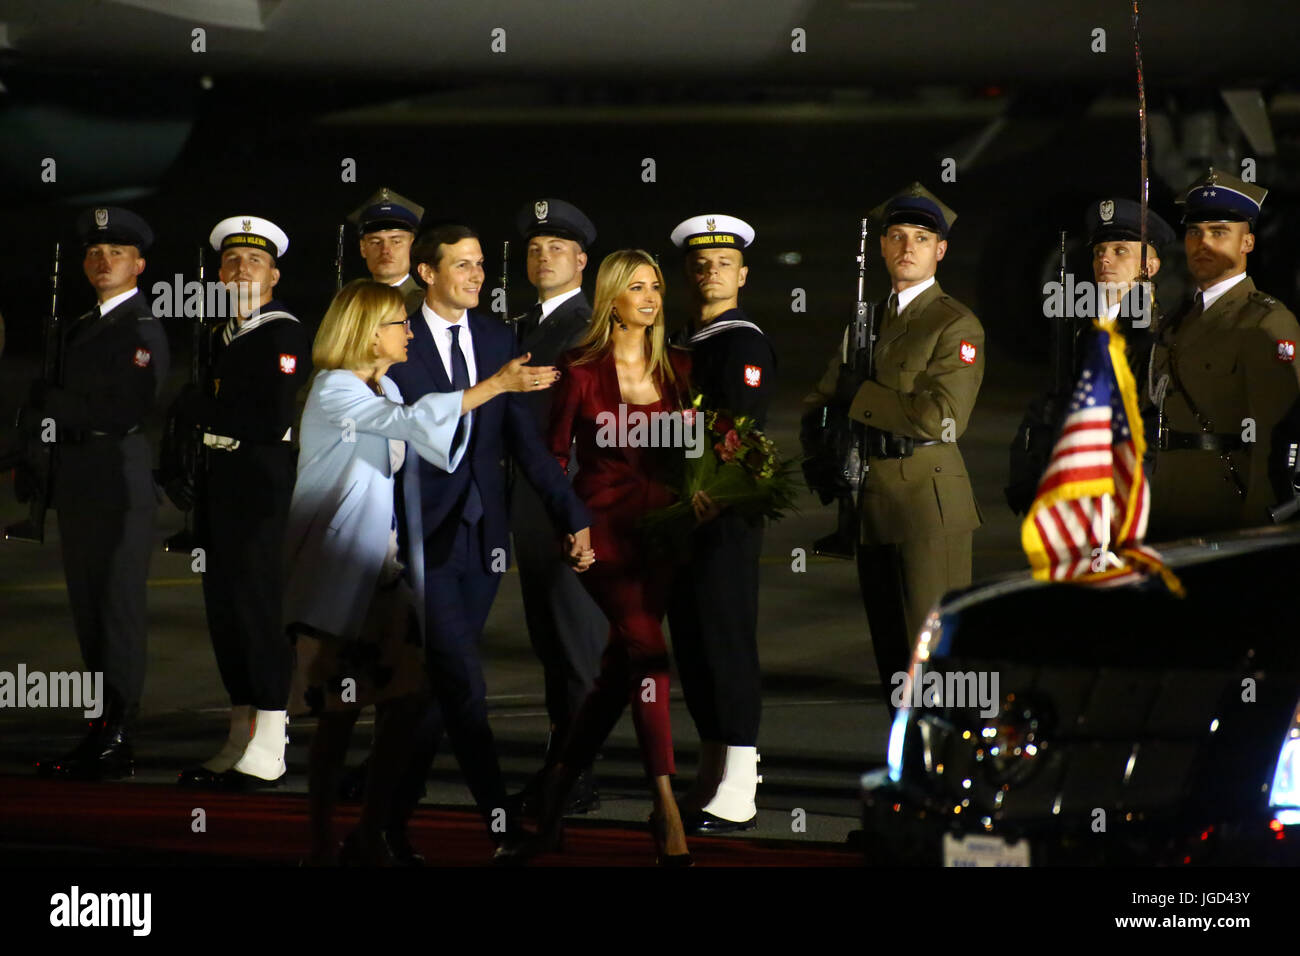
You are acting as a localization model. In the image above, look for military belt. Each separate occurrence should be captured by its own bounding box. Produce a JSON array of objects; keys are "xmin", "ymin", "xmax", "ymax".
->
[
  {"xmin": 1158, "ymin": 429, "xmax": 1244, "ymax": 453},
  {"xmin": 866, "ymin": 430, "xmax": 942, "ymax": 459}
]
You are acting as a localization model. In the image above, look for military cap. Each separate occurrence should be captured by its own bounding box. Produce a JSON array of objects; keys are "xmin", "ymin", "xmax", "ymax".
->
[
  {"xmin": 348, "ymin": 187, "xmax": 424, "ymax": 235},
  {"xmin": 669, "ymin": 214, "xmax": 755, "ymax": 251},
  {"xmin": 1178, "ymin": 167, "xmax": 1267, "ymax": 227},
  {"xmin": 76, "ymin": 206, "xmax": 153, "ymax": 252},
  {"xmin": 1085, "ymin": 198, "xmax": 1175, "ymax": 252},
  {"xmin": 870, "ymin": 183, "xmax": 956, "ymax": 239},
  {"xmin": 517, "ymin": 198, "xmax": 596, "ymax": 250},
  {"xmin": 209, "ymin": 215, "xmax": 289, "ymax": 259}
]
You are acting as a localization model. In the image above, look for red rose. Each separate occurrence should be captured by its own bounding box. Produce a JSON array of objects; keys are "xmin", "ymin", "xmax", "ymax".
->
[
  {"xmin": 713, "ymin": 415, "xmax": 734, "ymax": 435},
  {"xmin": 723, "ymin": 430, "xmax": 741, "ymax": 454},
  {"xmin": 715, "ymin": 440, "xmax": 736, "ymax": 463}
]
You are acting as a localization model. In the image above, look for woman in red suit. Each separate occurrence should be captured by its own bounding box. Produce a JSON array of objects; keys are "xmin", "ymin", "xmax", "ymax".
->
[{"xmin": 535, "ymin": 248, "xmax": 694, "ymax": 863}]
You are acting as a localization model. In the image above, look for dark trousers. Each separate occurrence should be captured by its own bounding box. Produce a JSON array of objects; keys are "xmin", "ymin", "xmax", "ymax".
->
[
  {"xmin": 512, "ymin": 478, "xmax": 607, "ymax": 754},
  {"xmin": 57, "ymin": 498, "xmax": 154, "ymax": 720},
  {"xmin": 419, "ymin": 518, "xmax": 506, "ymax": 821},
  {"xmin": 667, "ymin": 513, "xmax": 763, "ymax": 747},
  {"xmin": 201, "ymin": 448, "xmax": 294, "ymax": 710},
  {"xmin": 560, "ymin": 560, "xmax": 676, "ymax": 778},
  {"xmin": 856, "ymin": 534, "xmax": 972, "ymax": 711}
]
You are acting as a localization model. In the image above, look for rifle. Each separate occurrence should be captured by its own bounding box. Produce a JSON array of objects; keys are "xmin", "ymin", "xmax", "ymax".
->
[
  {"xmin": 335, "ymin": 224, "xmax": 345, "ymax": 292},
  {"xmin": 1004, "ymin": 230, "xmax": 1074, "ymax": 515},
  {"xmin": 500, "ymin": 239, "xmax": 518, "ymax": 341},
  {"xmin": 1052, "ymin": 231, "xmax": 1072, "ymax": 398},
  {"xmin": 162, "ymin": 246, "xmax": 209, "ymax": 553},
  {"xmin": 4, "ymin": 242, "xmax": 62, "ymax": 544},
  {"xmin": 804, "ymin": 218, "xmax": 876, "ymax": 559}
]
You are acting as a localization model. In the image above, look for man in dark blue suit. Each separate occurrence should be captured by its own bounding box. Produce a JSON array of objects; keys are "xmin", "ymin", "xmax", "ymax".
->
[{"xmin": 387, "ymin": 223, "xmax": 592, "ymax": 858}]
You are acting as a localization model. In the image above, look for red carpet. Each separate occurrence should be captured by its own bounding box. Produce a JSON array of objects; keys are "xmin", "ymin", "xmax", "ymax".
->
[{"xmin": 0, "ymin": 775, "xmax": 858, "ymax": 866}]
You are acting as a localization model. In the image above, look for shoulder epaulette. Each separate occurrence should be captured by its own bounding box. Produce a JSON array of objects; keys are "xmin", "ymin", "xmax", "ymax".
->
[{"xmin": 1241, "ymin": 290, "xmax": 1288, "ymax": 326}]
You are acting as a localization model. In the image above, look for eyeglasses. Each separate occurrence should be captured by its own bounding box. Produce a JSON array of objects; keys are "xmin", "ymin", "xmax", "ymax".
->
[{"xmin": 381, "ymin": 318, "xmax": 411, "ymax": 329}]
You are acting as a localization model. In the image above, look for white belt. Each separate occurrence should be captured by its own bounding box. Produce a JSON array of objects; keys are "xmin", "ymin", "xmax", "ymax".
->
[{"xmin": 202, "ymin": 427, "xmax": 293, "ymax": 452}]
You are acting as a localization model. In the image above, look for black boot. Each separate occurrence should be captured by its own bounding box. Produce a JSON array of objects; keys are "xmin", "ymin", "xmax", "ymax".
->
[{"xmin": 35, "ymin": 691, "xmax": 134, "ymax": 781}]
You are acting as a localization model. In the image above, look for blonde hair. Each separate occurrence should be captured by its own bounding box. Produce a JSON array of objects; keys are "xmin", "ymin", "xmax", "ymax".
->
[
  {"xmin": 571, "ymin": 249, "xmax": 677, "ymax": 388},
  {"xmin": 312, "ymin": 279, "xmax": 406, "ymax": 371}
]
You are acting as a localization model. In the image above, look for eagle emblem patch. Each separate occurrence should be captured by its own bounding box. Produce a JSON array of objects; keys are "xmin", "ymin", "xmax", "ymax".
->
[
  {"xmin": 132, "ymin": 348, "xmax": 151, "ymax": 368},
  {"xmin": 1099, "ymin": 200, "xmax": 1115, "ymax": 223},
  {"xmin": 279, "ymin": 353, "xmax": 298, "ymax": 374},
  {"xmin": 241, "ymin": 218, "xmax": 252, "ymax": 233},
  {"xmin": 959, "ymin": 340, "xmax": 977, "ymax": 365},
  {"xmin": 94, "ymin": 208, "xmax": 109, "ymax": 227},
  {"xmin": 534, "ymin": 200, "xmax": 548, "ymax": 221},
  {"xmin": 744, "ymin": 365, "xmax": 762, "ymax": 387},
  {"xmin": 1277, "ymin": 340, "xmax": 1296, "ymax": 363}
]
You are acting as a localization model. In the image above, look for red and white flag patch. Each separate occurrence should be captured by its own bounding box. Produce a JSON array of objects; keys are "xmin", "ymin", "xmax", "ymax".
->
[
  {"xmin": 743, "ymin": 364, "xmax": 762, "ymax": 387},
  {"xmin": 279, "ymin": 353, "xmax": 298, "ymax": 374},
  {"xmin": 959, "ymin": 340, "xmax": 977, "ymax": 365},
  {"xmin": 132, "ymin": 348, "xmax": 151, "ymax": 368},
  {"xmin": 1277, "ymin": 340, "xmax": 1295, "ymax": 363}
]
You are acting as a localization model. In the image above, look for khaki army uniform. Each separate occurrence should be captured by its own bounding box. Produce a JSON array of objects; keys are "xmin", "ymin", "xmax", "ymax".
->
[
  {"xmin": 395, "ymin": 274, "xmax": 425, "ymax": 314},
  {"xmin": 810, "ymin": 280, "xmax": 985, "ymax": 690},
  {"xmin": 1148, "ymin": 276, "xmax": 1300, "ymax": 538}
]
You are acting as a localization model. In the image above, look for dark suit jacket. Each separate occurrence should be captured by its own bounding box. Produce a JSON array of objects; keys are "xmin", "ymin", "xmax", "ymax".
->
[
  {"xmin": 517, "ymin": 291, "xmax": 593, "ymax": 432},
  {"xmin": 388, "ymin": 307, "xmax": 591, "ymax": 572}
]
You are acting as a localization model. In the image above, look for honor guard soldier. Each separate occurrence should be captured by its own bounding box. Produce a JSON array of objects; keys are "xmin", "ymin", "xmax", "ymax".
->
[
  {"xmin": 807, "ymin": 184, "xmax": 984, "ymax": 710},
  {"xmin": 1147, "ymin": 169, "xmax": 1300, "ymax": 537},
  {"xmin": 665, "ymin": 213, "xmax": 774, "ymax": 833},
  {"xmin": 31, "ymin": 207, "xmax": 170, "ymax": 779},
  {"xmin": 174, "ymin": 215, "xmax": 311, "ymax": 789},
  {"xmin": 348, "ymin": 187, "xmax": 426, "ymax": 313},
  {"xmin": 512, "ymin": 198, "xmax": 608, "ymax": 813},
  {"xmin": 1006, "ymin": 198, "xmax": 1175, "ymax": 511}
]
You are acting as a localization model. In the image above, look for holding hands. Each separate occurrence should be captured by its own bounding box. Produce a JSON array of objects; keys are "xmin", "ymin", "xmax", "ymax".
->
[{"xmin": 566, "ymin": 527, "xmax": 595, "ymax": 573}]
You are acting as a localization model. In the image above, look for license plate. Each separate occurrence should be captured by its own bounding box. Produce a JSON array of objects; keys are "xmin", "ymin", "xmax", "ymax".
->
[{"xmin": 942, "ymin": 833, "xmax": 1030, "ymax": 867}]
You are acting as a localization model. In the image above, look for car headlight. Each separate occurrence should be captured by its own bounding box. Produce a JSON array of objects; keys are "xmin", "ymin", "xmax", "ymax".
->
[
  {"xmin": 974, "ymin": 693, "xmax": 1048, "ymax": 788},
  {"xmin": 887, "ymin": 610, "xmax": 945, "ymax": 783},
  {"xmin": 1268, "ymin": 697, "xmax": 1300, "ymax": 814}
]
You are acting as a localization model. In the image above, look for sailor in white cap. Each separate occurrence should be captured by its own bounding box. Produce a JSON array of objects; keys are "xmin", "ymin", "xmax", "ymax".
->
[
  {"xmin": 665, "ymin": 212, "xmax": 774, "ymax": 833},
  {"xmin": 174, "ymin": 214, "xmax": 311, "ymax": 790}
]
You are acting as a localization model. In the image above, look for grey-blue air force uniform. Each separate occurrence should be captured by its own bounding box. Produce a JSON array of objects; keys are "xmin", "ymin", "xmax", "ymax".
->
[
  {"xmin": 511, "ymin": 198, "xmax": 608, "ymax": 764},
  {"xmin": 48, "ymin": 208, "xmax": 170, "ymax": 728}
]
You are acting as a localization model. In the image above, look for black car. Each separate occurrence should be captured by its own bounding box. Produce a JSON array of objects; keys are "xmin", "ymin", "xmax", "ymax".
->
[{"xmin": 861, "ymin": 525, "xmax": 1300, "ymax": 866}]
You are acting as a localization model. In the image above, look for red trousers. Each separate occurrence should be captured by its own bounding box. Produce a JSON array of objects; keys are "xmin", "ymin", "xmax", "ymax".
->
[{"xmin": 559, "ymin": 559, "xmax": 676, "ymax": 777}]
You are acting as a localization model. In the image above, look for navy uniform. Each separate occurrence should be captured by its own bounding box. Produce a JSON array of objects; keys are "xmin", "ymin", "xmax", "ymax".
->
[
  {"xmin": 510, "ymin": 199, "xmax": 608, "ymax": 811},
  {"xmin": 1147, "ymin": 170, "xmax": 1300, "ymax": 537},
  {"xmin": 1006, "ymin": 199, "xmax": 1175, "ymax": 511},
  {"xmin": 33, "ymin": 207, "xmax": 170, "ymax": 780},
  {"xmin": 348, "ymin": 187, "xmax": 425, "ymax": 313},
  {"xmin": 177, "ymin": 217, "xmax": 311, "ymax": 789},
  {"xmin": 666, "ymin": 214, "xmax": 775, "ymax": 832},
  {"xmin": 808, "ymin": 186, "xmax": 984, "ymax": 709}
]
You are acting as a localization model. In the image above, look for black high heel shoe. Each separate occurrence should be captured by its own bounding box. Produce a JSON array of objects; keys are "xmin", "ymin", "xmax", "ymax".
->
[
  {"xmin": 648, "ymin": 811, "xmax": 694, "ymax": 867},
  {"xmin": 510, "ymin": 767, "xmax": 570, "ymax": 861}
]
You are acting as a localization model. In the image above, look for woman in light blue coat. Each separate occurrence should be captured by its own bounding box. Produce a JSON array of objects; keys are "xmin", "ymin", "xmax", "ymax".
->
[{"xmin": 287, "ymin": 279, "xmax": 559, "ymax": 864}]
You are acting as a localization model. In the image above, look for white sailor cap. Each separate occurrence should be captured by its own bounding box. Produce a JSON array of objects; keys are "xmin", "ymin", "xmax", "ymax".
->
[
  {"xmin": 669, "ymin": 214, "xmax": 755, "ymax": 252},
  {"xmin": 209, "ymin": 215, "xmax": 290, "ymax": 259}
]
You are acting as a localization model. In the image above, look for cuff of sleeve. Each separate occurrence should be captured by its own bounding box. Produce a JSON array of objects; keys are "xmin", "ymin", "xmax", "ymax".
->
[{"xmin": 848, "ymin": 380, "xmax": 890, "ymax": 427}]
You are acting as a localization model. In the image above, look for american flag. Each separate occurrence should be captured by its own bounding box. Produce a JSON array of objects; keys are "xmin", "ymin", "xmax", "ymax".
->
[{"xmin": 1021, "ymin": 320, "xmax": 1182, "ymax": 592}]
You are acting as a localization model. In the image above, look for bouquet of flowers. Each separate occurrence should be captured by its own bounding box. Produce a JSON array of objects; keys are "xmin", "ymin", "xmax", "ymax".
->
[{"xmin": 642, "ymin": 394, "xmax": 799, "ymax": 549}]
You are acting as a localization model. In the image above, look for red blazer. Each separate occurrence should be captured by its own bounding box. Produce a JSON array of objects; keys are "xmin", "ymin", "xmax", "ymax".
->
[{"xmin": 548, "ymin": 346, "xmax": 692, "ymax": 564}]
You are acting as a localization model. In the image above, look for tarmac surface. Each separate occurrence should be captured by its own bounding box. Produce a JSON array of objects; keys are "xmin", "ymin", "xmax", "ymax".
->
[{"xmin": 0, "ymin": 108, "xmax": 1180, "ymax": 861}]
